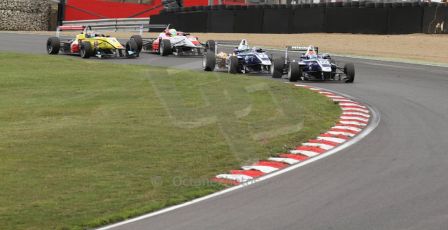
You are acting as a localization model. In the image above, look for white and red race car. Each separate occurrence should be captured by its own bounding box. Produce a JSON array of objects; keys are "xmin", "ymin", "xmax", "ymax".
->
[{"xmin": 131, "ymin": 25, "xmax": 211, "ymax": 56}]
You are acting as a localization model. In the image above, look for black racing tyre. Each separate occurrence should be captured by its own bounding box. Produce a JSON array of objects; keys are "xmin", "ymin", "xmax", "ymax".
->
[
  {"xmin": 206, "ymin": 40, "xmax": 216, "ymax": 53},
  {"xmin": 203, "ymin": 52, "xmax": 216, "ymax": 71},
  {"xmin": 130, "ymin": 35, "xmax": 143, "ymax": 53},
  {"xmin": 288, "ymin": 62, "xmax": 301, "ymax": 82},
  {"xmin": 228, "ymin": 56, "xmax": 239, "ymax": 74},
  {"xmin": 126, "ymin": 39, "xmax": 139, "ymax": 58},
  {"xmin": 47, "ymin": 37, "xmax": 60, "ymax": 55},
  {"xmin": 271, "ymin": 57, "xmax": 285, "ymax": 78},
  {"xmin": 344, "ymin": 63, "xmax": 355, "ymax": 83},
  {"xmin": 80, "ymin": 41, "xmax": 93, "ymax": 58},
  {"xmin": 160, "ymin": 39, "xmax": 172, "ymax": 56}
]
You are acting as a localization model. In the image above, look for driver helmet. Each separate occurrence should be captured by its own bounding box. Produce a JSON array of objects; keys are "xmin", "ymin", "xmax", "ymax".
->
[
  {"xmin": 306, "ymin": 50, "xmax": 317, "ymax": 59},
  {"xmin": 168, "ymin": 28, "xmax": 177, "ymax": 37},
  {"xmin": 306, "ymin": 50, "xmax": 316, "ymax": 56},
  {"xmin": 86, "ymin": 31, "xmax": 97, "ymax": 38}
]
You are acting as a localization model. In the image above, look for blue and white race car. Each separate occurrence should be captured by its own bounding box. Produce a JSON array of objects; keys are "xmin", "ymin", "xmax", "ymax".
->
[
  {"xmin": 271, "ymin": 46, "xmax": 355, "ymax": 83},
  {"xmin": 202, "ymin": 39, "xmax": 272, "ymax": 74}
]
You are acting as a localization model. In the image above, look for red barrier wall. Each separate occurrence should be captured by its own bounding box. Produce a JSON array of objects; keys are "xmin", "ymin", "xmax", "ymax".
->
[
  {"xmin": 65, "ymin": 0, "xmax": 162, "ymax": 20},
  {"xmin": 183, "ymin": 0, "xmax": 245, "ymax": 7},
  {"xmin": 64, "ymin": 0, "xmax": 247, "ymax": 21},
  {"xmin": 183, "ymin": 0, "xmax": 208, "ymax": 7}
]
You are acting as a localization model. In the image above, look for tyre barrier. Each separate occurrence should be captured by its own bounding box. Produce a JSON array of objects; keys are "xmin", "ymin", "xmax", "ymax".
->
[{"xmin": 150, "ymin": 3, "xmax": 447, "ymax": 34}]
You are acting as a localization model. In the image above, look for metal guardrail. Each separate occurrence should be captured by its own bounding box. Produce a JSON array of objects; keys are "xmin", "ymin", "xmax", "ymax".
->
[
  {"xmin": 63, "ymin": 18, "xmax": 148, "ymax": 32},
  {"xmin": 62, "ymin": 18, "xmax": 167, "ymax": 34}
]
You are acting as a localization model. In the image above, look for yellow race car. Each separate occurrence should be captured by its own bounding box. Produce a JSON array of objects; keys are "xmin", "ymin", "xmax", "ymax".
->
[{"xmin": 46, "ymin": 25, "xmax": 139, "ymax": 58}]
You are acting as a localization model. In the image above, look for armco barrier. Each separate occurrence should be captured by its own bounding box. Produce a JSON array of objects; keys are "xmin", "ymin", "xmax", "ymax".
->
[
  {"xmin": 387, "ymin": 5, "xmax": 423, "ymax": 34},
  {"xmin": 207, "ymin": 10, "xmax": 234, "ymax": 33},
  {"xmin": 149, "ymin": 4, "xmax": 445, "ymax": 34},
  {"xmin": 291, "ymin": 7, "xmax": 325, "ymax": 33},
  {"xmin": 262, "ymin": 8, "xmax": 292, "ymax": 33}
]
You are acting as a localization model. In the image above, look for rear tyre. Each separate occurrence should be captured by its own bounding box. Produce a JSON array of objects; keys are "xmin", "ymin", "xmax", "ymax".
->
[
  {"xmin": 47, "ymin": 37, "xmax": 60, "ymax": 55},
  {"xmin": 80, "ymin": 41, "xmax": 93, "ymax": 59},
  {"xmin": 271, "ymin": 57, "xmax": 285, "ymax": 78},
  {"xmin": 344, "ymin": 63, "xmax": 355, "ymax": 83},
  {"xmin": 160, "ymin": 39, "xmax": 172, "ymax": 56},
  {"xmin": 206, "ymin": 40, "xmax": 216, "ymax": 52},
  {"xmin": 228, "ymin": 56, "xmax": 239, "ymax": 74},
  {"xmin": 288, "ymin": 62, "xmax": 301, "ymax": 82},
  {"xmin": 126, "ymin": 39, "xmax": 139, "ymax": 58},
  {"xmin": 203, "ymin": 52, "xmax": 216, "ymax": 71},
  {"xmin": 130, "ymin": 35, "xmax": 143, "ymax": 53}
]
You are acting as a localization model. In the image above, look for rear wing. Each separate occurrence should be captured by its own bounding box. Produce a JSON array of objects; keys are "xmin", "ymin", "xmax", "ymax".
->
[
  {"xmin": 286, "ymin": 46, "xmax": 319, "ymax": 54},
  {"xmin": 211, "ymin": 40, "xmax": 281, "ymax": 58},
  {"xmin": 215, "ymin": 40, "xmax": 244, "ymax": 46},
  {"xmin": 281, "ymin": 45, "xmax": 319, "ymax": 62},
  {"xmin": 211, "ymin": 40, "xmax": 246, "ymax": 54},
  {"xmin": 56, "ymin": 25, "xmax": 86, "ymax": 37}
]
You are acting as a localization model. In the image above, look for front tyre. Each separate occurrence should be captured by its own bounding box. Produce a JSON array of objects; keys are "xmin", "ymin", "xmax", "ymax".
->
[
  {"xmin": 228, "ymin": 56, "xmax": 239, "ymax": 74},
  {"xmin": 160, "ymin": 39, "xmax": 172, "ymax": 56},
  {"xmin": 126, "ymin": 39, "xmax": 139, "ymax": 58},
  {"xmin": 130, "ymin": 35, "xmax": 143, "ymax": 53},
  {"xmin": 203, "ymin": 52, "xmax": 216, "ymax": 71},
  {"xmin": 80, "ymin": 41, "xmax": 93, "ymax": 59},
  {"xmin": 288, "ymin": 62, "xmax": 301, "ymax": 82},
  {"xmin": 271, "ymin": 57, "xmax": 285, "ymax": 78},
  {"xmin": 344, "ymin": 63, "xmax": 355, "ymax": 83},
  {"xmin": 47, "ymin": 37, "xmax": 60, "ymax": 55}
]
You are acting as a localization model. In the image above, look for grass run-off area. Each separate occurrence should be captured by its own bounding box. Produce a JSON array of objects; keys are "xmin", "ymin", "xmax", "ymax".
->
[{"xmin": 0, "ymin": 53, "xmax": 340, "ymax": 229}]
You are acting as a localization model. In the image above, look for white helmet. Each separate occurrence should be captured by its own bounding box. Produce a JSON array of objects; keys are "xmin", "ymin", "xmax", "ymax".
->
[{"xmin": 168, "ymin": 28, "xmax": 177, "ymax": 36}]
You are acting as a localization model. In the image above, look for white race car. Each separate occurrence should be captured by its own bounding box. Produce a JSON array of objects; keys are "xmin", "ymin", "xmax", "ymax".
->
[{"xmin": 131, "ymin": 25, "xmax": 206, "ymax": 56}]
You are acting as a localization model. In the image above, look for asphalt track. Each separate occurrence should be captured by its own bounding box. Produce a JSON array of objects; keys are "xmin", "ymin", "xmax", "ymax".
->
[{"xmin": 2, "ymin": 33, "xmax": 448, "ymax": 230}]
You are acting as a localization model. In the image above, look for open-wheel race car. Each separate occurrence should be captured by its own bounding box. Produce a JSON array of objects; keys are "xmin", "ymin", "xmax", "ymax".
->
[
  {"xmin": 271, "ymin": 46, "xmax": 355, "ymax": 83},
  {"xmin": 202, "ymin": 39, "xmax": 272, "ymax": 74},
  {"xmin": 46, "ymin": 25, "xmax": 140, "ymax": 59},
  {"xmin": 130, "ymin": 25, "xmax": 207, "ymax": 56}
]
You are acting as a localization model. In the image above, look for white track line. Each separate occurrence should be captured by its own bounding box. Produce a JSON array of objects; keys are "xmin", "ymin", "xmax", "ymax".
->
[
  {"xmin": 268, "ymin": 157, "xmax": 300, "ymax": 165},
  {"xmin": 339, "ymin": 120, "xmax": 367, "ymax": 126},
  {"xmin": 241, "ymin": 165, "xmax": 278, "ymax": 173},
  {"xmin": 341, "ymin": 107, "xmax": 369, "ymax": 113},
  {"xmin": 342, "ymin": 112, "xmax": 370, "ymax": 118},
  {"xmin": 317, "ymin": 136, "xmax": 347, "ymax": 144},
  {"xmin": 215, "ymin": 174, "xmax": 253, "ymax": 183}
]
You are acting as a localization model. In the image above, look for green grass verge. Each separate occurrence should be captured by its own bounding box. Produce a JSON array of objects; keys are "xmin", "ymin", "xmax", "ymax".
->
[{"xmin": 0, "ymin": 53, "xmax": 340, "ymax": 229}]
